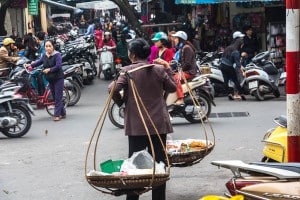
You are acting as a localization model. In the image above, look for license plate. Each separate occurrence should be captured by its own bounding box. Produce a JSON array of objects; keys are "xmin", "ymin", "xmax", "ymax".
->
[
  {"xmin": 249, "ymin": 81, "xmax": 258, "ymax": 89},
  {"xmin": 115, "ymin": 64, "xmax": 122, "ymax": 69}
]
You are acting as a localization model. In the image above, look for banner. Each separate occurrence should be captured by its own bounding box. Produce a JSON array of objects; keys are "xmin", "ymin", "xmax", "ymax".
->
[{"xmin": 28, "ymin": 0, "xmax": 38, "ymax": 15}]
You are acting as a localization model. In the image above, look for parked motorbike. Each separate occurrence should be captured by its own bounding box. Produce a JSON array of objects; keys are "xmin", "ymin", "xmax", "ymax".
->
[
  {"xmin": 98, "ymin": 46, "xmax": 116, "ymax": 80},
  {"xmin": 108, "ymin": 61, "xmax": 216, "ymax": 128},
  {"xmin": 242, "ymin": 51, "xmax": 281, "ymax": 101},
  {"xmin": 0, "ymin": 88, "xmax": 34, "ymax": 138},
  {"xmin": 62, "ymin": 64, "xmax": 82, "ymax": 106},
  {"xmin": 261, "ymin": 115, "xmax": 287, "ymax": 163},
  {"xmin": 211, "ymin": 160, "xmax": 300, "ymax": 199}
]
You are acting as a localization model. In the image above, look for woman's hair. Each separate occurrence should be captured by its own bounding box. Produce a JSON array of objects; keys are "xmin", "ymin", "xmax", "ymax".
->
[
  {"xmin": 223, "ymin": 38, "xmax": 244, "ymax": 58},
  {"xmin": 128, "ymin": 38, "xmax": 151, "ymax": 59},
  {"xmin": 161, "ymin": 39, "xmax": 172, "ymax": 48},
  {"xmin": 44, "ymin": 39, "xmax": 56, "ymax": 48}
]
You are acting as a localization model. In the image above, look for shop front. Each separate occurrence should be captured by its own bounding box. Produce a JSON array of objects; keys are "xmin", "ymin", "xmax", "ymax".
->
[{"xmin": 175, "ymin": 0, "xmax": 286, "ymax": 64}]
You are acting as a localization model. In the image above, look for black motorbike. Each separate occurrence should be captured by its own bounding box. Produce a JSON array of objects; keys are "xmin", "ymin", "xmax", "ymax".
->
[{"xmin": 0, "ymin": 85, "xmax": 34, "ymax": 138}]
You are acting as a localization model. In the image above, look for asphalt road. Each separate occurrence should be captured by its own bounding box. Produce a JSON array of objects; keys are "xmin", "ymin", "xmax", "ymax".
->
[{"xmin": 0, "ymin": 78, "xmax": 287, "ymax": 200}]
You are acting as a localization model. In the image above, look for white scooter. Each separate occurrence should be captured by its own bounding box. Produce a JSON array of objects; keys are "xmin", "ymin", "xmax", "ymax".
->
[
  {"xmin": 242, "ymin": 51, "xmax": 281, "ymax": 101},
  {"xmin": 98, "ymin": 46, "xmax": 116, "ymax": 80}
]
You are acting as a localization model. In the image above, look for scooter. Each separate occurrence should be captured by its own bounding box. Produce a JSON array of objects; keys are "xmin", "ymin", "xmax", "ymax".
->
[
  {"xmin": 0, "ymin": 87, "xmax": 34, "ymax": 138},
  {"xmin": 261, "ymin": 115, "xmax": 287, "ymax": 162},
  {"xmin": 211, "ymin": 160, "xmax": 300, "ymax": 199},
  {"xmin": 242, "ymin": 51, "xmax": 281, "ymax": 101},
  {"xmin": 196, "ymin": 51, "xmax": 235, "ymax": 97},
  {"xmin": 98, "ymin": 46, "xmax": 116, "ymax": 80},
  {"xmin": 108, "ymin": 61, "xmax": 216, "ymax": 129}
]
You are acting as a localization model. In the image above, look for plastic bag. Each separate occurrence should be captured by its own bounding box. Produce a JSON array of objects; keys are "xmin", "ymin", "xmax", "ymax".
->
[{"xmin": 120, "ymin": 149, "xmax": 166, "ymax": 175}]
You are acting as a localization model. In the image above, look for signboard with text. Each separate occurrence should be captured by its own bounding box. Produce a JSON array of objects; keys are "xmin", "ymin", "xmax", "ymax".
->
[{"xmin": 28, "ymin": 0, "xmax": 38, "ymax": 15}]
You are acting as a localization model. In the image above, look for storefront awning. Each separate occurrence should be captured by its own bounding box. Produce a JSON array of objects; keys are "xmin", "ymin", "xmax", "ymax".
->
[
  {"xmin": 175, "ymin": 0, "xmax": 282, "ymax": 4},
  {"xmin": 40, "ymin": 0, "xmax": 83, "ymax": 13},
  {"xmin": 76, "ymin": 0, "xmax": 119, "ymax": 10}
]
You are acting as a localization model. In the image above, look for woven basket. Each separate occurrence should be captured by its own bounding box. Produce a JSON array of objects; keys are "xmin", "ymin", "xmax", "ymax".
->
[
  {"xmin": 168, "ymin": 143, "xmax": 214, "ymax": 166},
  {"xmin": 87, "ymin": 173, "xmax": 169, "ymax": 189}
]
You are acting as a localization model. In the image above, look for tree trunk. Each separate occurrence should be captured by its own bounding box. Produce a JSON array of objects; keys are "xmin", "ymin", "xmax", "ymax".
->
[
  {"xmin": 0, "ymin": 0, "xmax": 10, "ymax": 36},
  {"xmin": 110, "ymin": 0, "xmax": 144, "ymax": 37}
]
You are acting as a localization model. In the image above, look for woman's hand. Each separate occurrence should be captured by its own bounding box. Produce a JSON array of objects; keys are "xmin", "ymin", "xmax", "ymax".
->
[
  {"xmin": 153, "ymin": 58, "xmax": 170, "ymax": 69},
  {"xmin": 43, "ymin": 68, "xmax": 51, "ymax": 74}
]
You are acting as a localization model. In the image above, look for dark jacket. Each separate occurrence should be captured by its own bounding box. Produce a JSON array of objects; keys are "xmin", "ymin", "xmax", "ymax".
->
[
  {"xmin": 242, "ymin": 35, "xmax": 259, "ymax": 55},
  {"xmin": 31, "ymin": 51, "xmax": 64, "ymax": 80},
  {"xmin": 108, "ymin": 61, "xmax": 176, "ymax": 136}
]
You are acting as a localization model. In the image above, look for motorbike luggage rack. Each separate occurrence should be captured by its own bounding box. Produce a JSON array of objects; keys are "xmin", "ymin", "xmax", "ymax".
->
[{"xmin": 211, "ymin": 160, "xmax": 300, "ymax": 179}]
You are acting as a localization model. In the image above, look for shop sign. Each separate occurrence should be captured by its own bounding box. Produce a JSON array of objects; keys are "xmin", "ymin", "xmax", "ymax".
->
[{"xmin": 28, "ymin": 0, "xmax": 38, "ymax": 15}]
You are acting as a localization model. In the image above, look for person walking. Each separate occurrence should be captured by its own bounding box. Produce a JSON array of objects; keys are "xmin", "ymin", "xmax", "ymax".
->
[
  {"xmin": 171, "ymin": 31, "xmax": 197, "ymax": 105},
  {"xmin": 220, "ymin": 38, "xmax": 246, "ymax": 101},
  {"xmin": 29, "ymin": 40, "xmax": 66, "ymax": 121},
  {"xmin": 108, "ymin": 38, "xmax": 176, "ymax": 200}
]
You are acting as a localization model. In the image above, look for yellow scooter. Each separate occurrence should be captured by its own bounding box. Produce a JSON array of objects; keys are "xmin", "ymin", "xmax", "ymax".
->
[
  {"xmin": 200, "ymin": 195, "xmax": 244, "ymax": 200},
  {"xmin": 261, "ymin": 115, "xmax": 287, "ymax": 162}
]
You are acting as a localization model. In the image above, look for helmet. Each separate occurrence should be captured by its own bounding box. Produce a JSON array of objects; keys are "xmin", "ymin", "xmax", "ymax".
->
[
  {"xmin": 3, "ymin": 38, "xmax": 15, "ymax": 46},
  {"xmin": 151, "ymin": 32, "xmax": 168, "ymax": 42},
  {"xmin": 171, "ymin": 31, "xmax": 188, "ymax": 41},
  {"xmin": 104, "ymin": 32, "xmax": 111, "ymax": 36},
  {"xmin": 232, "ymin": 31, "xmax": 245, "ymax": 39}
]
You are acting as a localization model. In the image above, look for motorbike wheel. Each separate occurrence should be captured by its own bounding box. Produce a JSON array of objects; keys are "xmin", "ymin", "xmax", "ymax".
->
[
  {"xmin": 0, "ymin": 105, "xmax": 32, "ymax": 138},
  {"xmin": 254, "ymin": 83, "xmax": 265, "ymax": 101},
  {"xmin": 184, "ymin": 92, "xmax": 211, "ymax": 123},
  {"xmin": 108, "ymin": 102, "xmax": 125, "ymax": 129},
  {"xmin": 103, "ymin": 69, "xmax": 113, "ymax": 80},
  {"xmin": 46, "ymin": 87, "xmax": 70, "ymax": 116},
  {"xmin": 66, "ymin": 80, "xmax": 81, "ymax": 106}
]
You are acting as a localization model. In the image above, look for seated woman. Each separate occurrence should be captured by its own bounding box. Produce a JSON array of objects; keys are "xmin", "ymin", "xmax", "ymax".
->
[{"xmin": 171, "ymin": 31, "xmax": 197, "ymax": 105}]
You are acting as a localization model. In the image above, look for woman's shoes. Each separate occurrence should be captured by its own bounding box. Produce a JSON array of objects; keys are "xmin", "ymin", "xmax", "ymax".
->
[
  {"xmin": 228, "ymin": 94, "xmax": 234, "ymax": 100},
  {"xmin": 53, "ymin": 117, "xmax": 60, "ymax": 121},
  {"xmin": 53, "ymin": 115, "xmax": 66, "ymax": 121},
  {"xmin": 59, "ymin": 115, "xmax": 66, "ymax": 119},
  {"xmin": 241, "ymin": 95, "xmax": 247, "ymax": 101}
]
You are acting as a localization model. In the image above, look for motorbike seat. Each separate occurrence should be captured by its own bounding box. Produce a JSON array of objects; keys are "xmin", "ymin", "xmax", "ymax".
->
[
  {"xmin": 262, "ymin": 62, "xmax": 278, "ymax": 75},
  {"xmin": 250, "ymin": 162, "xmax": 300, "ymax": 174}
]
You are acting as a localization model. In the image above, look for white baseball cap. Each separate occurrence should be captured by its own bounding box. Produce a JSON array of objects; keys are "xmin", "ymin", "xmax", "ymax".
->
[
  {"xmin": 233, "ymin": 31, "xmax": 245, "ymax": 39},
  {"xmin": 172, "ymin": 31, "xmax": 188, "ymax": 41}
]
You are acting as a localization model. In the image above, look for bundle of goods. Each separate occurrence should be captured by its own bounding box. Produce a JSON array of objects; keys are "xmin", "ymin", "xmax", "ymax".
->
[{"xmin": 166, "ymin": 139, "xmax": 214, "ymax": 166}]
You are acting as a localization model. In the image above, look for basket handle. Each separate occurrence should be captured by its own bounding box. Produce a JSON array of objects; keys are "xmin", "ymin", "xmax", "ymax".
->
[{"xmin": 178, "ymin": 69, "xmax": 216, "ymax": 163}]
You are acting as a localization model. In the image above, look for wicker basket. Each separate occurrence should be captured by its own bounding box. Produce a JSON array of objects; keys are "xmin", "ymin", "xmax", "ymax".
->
[
  {"xmin": 168, "ymin": 143, "xmax": 214, "ymax": 166},
  {"xmin": 87, "ymin": 173, "xmax": 169, "ymax": 189}
]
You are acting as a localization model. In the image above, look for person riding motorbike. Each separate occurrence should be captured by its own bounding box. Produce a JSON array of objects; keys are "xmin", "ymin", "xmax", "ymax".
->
[
  {"xmin": 116, "ymin": 33, "xmax": 130, "ymax": 67},
  {"xmin": 0, "ymin": 38, "xmax": 20, "ymax": 77},
  {"xmin": 151, "ymin": 31, "xmax": 175, "ymax": 63},
  {"xmin": 98, "ymin": 32, "xmax": 116, "ymax": 78},
  {"xmin": 171, "ymin": 31, "xmax": 197, "ymax": 105}
]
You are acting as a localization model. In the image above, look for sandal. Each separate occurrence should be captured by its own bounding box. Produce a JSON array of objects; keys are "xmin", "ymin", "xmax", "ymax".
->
[
  {"xmin": 53, "ymin": 117, "xmax": 60, "ymax": 121},
  {"xmin": 59, "ymin": 115, "xmax": 66, "ymax": 119},
  {"xmin": 228, "ymin": 94, "xmax": 234, "ymax": 100},
  {"xmin": 241, "ymin": 95, "xmax": 246, "ymax": 101}
]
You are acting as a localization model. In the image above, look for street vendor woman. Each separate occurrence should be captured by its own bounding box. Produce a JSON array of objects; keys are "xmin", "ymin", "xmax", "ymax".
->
[{"xmin": 108, "ymin": 38, "xmax": 176, "ymax": 200}]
